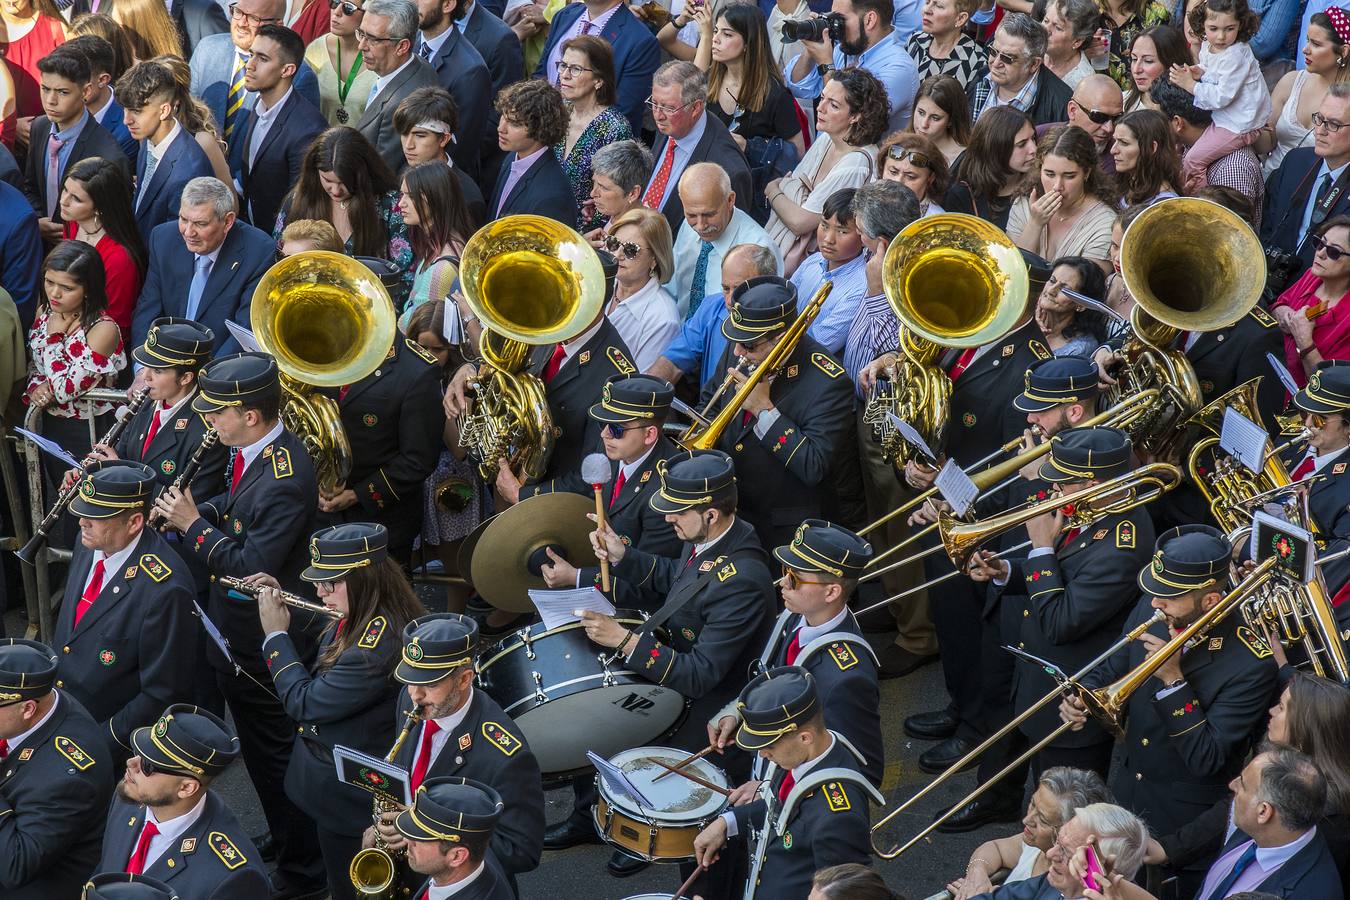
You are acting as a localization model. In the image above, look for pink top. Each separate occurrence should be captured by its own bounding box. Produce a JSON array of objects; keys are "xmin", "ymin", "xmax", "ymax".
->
[
  {"xmin": 1271, "ymin": 269, "xmax": 1350, "ymax": 387},
  {"xmin": 2, "ymin": 16, "xmax": 66, "ymax": 120},
  {"xmin": 25, "ymin": 311, "xmax": 126, "ymax": 419}
]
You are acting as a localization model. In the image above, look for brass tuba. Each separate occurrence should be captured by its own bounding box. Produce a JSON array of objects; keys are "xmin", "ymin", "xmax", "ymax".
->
[
  {"xmin": 863, "ymin": 214, "xmax": 1029, "ymax": 468},
  {"xmin": 251, "ymin": 250, "xmax": 397, "ymax": 495},
  {"xmin": 457, "ymin": 215, "xmax": 607, "ymax": 481},
  {"xmin": 1108, "ymin": 197, "xmax": 1266, "ymax": 460}
]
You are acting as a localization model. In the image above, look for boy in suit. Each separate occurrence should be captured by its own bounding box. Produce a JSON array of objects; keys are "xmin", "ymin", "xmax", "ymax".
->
[
  {"xmin": 489, "ymin": 78, "xmax": 576, "ymax": 225},
  {"xmin": 393, "ymin": 86, "xmax": 487, "ymax": 225},
  {"xmin": 413, "ymin": 0, "xmax": 491, "ymax": 184},
  {"xmin": 60, "ymin": 35, "xmax": 139, "ymax": 164}
]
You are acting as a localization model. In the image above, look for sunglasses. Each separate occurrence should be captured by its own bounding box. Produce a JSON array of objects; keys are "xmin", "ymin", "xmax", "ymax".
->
[
  {"xmin": 137, "ymin": 754, "xmax": 161, "ymax": 776},
  {"xmin": 989, "ymin": 47, "xmax": 1027, "ymax": 67},
  {"xmin": 1312, "ymin": 234, "xmax": 1349, "ymax": 261},
  {"xmin": 328, "ymin": 0, "xmax": 362, "ymax": 13},
  {"xmin": 780, "ymin": 566, "xmax": 832, "ymax": 588},
  {"xmin": 603, "ymin": 235, "xmax": 644, "ymax": 259},
  {"xmin": 1071, "ymin": 100, "xmax": 1119, "ymax": 125},
  {"xmin": 603, "ymin": 423, "xmax": 643, "ymax": 439},
  {"xmin": 886, "ymin": 146, "xmax": 932, "ymax": 168}
]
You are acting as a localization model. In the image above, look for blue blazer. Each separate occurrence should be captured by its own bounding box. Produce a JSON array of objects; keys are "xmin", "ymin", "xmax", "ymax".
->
[
  {"xmin": 133, "ymin": 219, "xmax": 276, "ymax": 357},
  {"xmin": 1204, "ymin": 830, "xmax": 1344, "ymax": 899},
  {"xmin": 133, "ymin": 129, "xmax": 214, "ymax": 244},
  {"xmin": 420, "ymin": 29, "xmax": 492, "ymax": 184},
  {"xmin": 533, "ymin": 1, "xmax": 658, "ymax": 135},
  {"xmin": 489, "ymin": 149, "xmax": 577, "ymax": 227},
  {"xmin": 0, "ymin": 181, "xmax": 42, "ymax": 328},
  {"xmin": 23, "ymin": 116, "xmax": 131, "ymax": 221},
  {"xmin": 969, "ymin": 874, "xmax": 1065, "ymax": 900},
  {"xmin": 96, "ymin": 96, "xmax": 140, "ymax": 165},
  {"xmin": 189, "ymin": 33, "xmax": 321, "ymax": 138},
  {"xmin": 1261, "ymin": 146, "xmax": 1350, "ymax": 269},
  {"xmin": 0, "ymin": 141, "xmax": 20, "ymax": 192},
  {"xmin": 232, "ymin": 92, "xmax": 328, "ymax": 231}
]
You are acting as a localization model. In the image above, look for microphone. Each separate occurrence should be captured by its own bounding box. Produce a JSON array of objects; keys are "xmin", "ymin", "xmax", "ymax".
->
[{"xmin": 581, "ymin": 453, "xmax": 613, "ymax": 593}]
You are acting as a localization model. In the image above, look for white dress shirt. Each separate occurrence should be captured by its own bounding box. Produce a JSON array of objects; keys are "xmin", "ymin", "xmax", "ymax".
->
[
  {"xmin": 138, "ymin": 794, "xmax": 209, "ymax": 870},
  {"xmin": 419, "ymin": 688, "xmax": 477, "ymax": 770},
  {"xmin": 137, "ymin": 121, "xmax": 183, "ymax": 210},
  {"xmin": 671, "ymin": 209, "xmax": 783, "ymax": 318},
  {"xmin": 6, "ymin": 691, "xmax": 60, "ymax": 755},
  {"xmin": 80, "ymin": 532, "xmax": 145, "ymax": 602},
  {"xmin": 425, "ymin": 862, "xmax": 486, "ymax": 898},
  {"xmin": 722, "ymin": 732, "xmax": 838, "ymax": 837},
  {"xmin": 236, "ymin": 420, "xmax": 286, "ymax": 475},
  {"xmin": 248, "ymin": 87, "xmax": 294, "ymax": 169},
  {"xmin": 369, "ymin": 57, "xmax": 414, "ymax": 105},
  {"xmin": 607, "ymin": 277, "xmax": 681, "ymax": 371}
]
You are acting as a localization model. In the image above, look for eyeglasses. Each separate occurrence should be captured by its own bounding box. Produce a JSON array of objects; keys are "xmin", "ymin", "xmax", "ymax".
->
[
  {"xmin": 137, "ymin": 754, "xmax": 161, "ymax": 777},
  {"xmin": 355, "ymin": 27, "xmax": 397, "ymax": 43},
  {"xmin": 1070, "ymin": 100, "xmax": 1120, "ymax": 126},
  {"xmin": 779, "ymin": 567, "xmax": 832, "ymax": 589},
  {"xmin": 645, "ymin": 95, "xmax": 693, "ymax": 116},
  {"xmin": 1313, "ymin": 112, "xmax": 1347, "ymax": 133},
  {"xmin": 603, "ymin": 423, "xmax": 642, "ymax": 439},
  {"xmin": 989, "ymin": 47, "xmax": 1027, "ymax": 67},
  {"xmin": 328, "ymin": 0, "xmax": 363, "ymax": 13},
  {"xmin": 1308, "ymin": 412, "xmax": 1329, "ymax": 429},
  {"xmin": 557, "ymin": 61, "xmax": 595, "ymax": 77},
  {"xmin": 603, "ymin": 235, "xmax": 645, "ymax": 259},
  {"xmin": 886, "ymin": 146, "xmax": 932, "ymax": 168},
  {"xmin": 228, "ymin": 3, "xmax": 279, "ymax": 25},
  {"xmin": 1312, "ymin": 234, "xmax": 1350, "ymax": 261}
]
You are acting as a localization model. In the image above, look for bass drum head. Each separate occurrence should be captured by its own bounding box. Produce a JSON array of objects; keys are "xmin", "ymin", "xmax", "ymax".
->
[
  {"xmin": 603, "ymin": 746, "xmax": 729, "ymax": 823},
  {"xmin": 516, "ymin": 684, "xmax": 686, "ymax": 776}
]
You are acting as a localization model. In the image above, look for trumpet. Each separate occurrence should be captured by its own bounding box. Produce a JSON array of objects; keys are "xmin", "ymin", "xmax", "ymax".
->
[
  {"xmin": 351, "ymin": 707, "xmax": 423, "ymax": 898},
  {"xmin": 149, "ymin": 428, "xmax": 220, "ymax": 531},
  {"xmin": 217, "ymin": 576, "xmax": 345, "ymax": 620}
]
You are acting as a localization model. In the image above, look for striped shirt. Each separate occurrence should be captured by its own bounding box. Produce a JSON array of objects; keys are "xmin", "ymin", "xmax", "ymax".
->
[{"xmin": 843, "ymin": 290, "xmax": 899, "ymax": 399}]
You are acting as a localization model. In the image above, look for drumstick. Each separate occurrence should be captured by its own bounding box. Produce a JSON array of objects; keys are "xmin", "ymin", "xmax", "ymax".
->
[
  {"xmin": 651, "ymin": 759, "xmax": 731, "ymax": 796},
  {"xmin": 581, "ymin": 453, "xmax": 612, "ymax": 592},
  {"xmin": 652, "ymin": 744, "xmax": 715, "ymax": 782},
  {"xmin": 671, "ymin": 865, "xmax": 702, "ymax": 900}
]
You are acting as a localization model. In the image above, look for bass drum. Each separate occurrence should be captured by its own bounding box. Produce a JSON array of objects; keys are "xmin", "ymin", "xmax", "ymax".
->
[{"xmin": 475, "ymin": 612, "xmax": 688, "ymax": 778}]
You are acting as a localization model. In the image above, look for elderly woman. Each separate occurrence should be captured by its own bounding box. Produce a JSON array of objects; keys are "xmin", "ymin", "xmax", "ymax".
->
[
  {"xmin": 603, "ymin": 208, "xmax": 681, "ymax": 371},
  {"xmin": 555, "ymin": 34, "xmax": 633, "ymax": 233},
  {"xmin": 493, "ymin": 78, "xmax": 577, "ymax": 226},
  {"xmin": 1042, "ymin": 0, "xmax": 1103, "ymax": 90},
  {"xmin": 906, "ymin": 0, "xmax": 988, "ymax": 87},
  {"xmin": 584, "ymin": 139, "xmax": 652, "ymax": 244},
  {"xmin": 878, "ymin": 131, "xmax": 957, "ymax": 217}
]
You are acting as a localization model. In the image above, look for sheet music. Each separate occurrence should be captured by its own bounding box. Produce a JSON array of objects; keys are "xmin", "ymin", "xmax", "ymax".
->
[
  {"xmin": 1219, "ymin": 407, "xmax": 1269, "ymax": 474},
  {"xmin": 527, "ymin": 587, "xmax": 616, "ymax": 630},
  {"xmin": 225, "ymin": 321, "xmax": 261, "ymax": 352},
  {"xmin": 886, "ymin": 413, "xmax": 938, "ymax": 463},
  {"xmin": 1266, "ymin": 353, "xmax": 1299, "ymax": 396},
  {"xmin": 935, "ymin": 459, "xmax": 979, "ymax": 517},
  {"xmin": 14, "ymin": 428, "xmax": 80, "ymax": 468},
  {"xmin": 334, "ymin": 745, "xmax": 413, "ymax": 806},
  {"xmin": 586, "ymin": 750, "xmax": 653, "ymax": 808},
  {"xmin": 193, "ymin": 600, "xmax": 235, "ymax": 666}
]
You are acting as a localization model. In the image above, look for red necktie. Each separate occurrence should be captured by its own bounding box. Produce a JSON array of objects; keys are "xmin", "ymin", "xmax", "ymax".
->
[
  {"xmin": 948, "ymin": 348, "xmax": 978, "ymax": 380},
  {"xmin": 0, "ymin": 739, "xmax": 9, "ymax": 760},
  {"xmin": 74, "ymin": 559, "xmax": 105, "ymax": 627},
  {"xmin": 1060, "ymin": 527, "xmax": 1082, "ymax": 549},
  {"xmin": 542, "ymin": 344, "xmax": 567, "ymax": 383},
  {"xmin": 683, "ymin": 547, "xmax": 697, "ymax": 569},
  {"xmin": 777, "ymin": 770, "xmax": 796, "ymax": 803},
  {"xmin": 643, "ymin": 140, "xmax": 678, "ymax": 209},
  {"xmin": 126, "ymin": 820, "xmax": 160, "ymax": 874},
  {"xmin": 785, "ymin": 630, "xmax": 802, "ymax": 665},
  {"xmin": 410, "ymin": 720, "xmax": 442, "ymax": 790},
  {"xmin": 339, "ymin": 385, "xmax": 351, "ymax": 403},
  {"xmin": 230, "ymin": 452, "xmax": 246, "ymax": 494},
  {"xmin": 1292, "ymin": 456, "xmax": 1316, "ymax": 481},
  {"xmin": 140, "ymin": 408, "xmax": 163, "ymax": 457},
  {"xmin": 741, "ymin": 410, "xmax": 752, "ymax": 427},
  {"xmin": 609, "ymin": 469, "xmax": 626, "ymax": 509}
]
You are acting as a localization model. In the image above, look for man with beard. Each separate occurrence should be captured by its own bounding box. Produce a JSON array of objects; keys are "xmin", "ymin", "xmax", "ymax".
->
[
  {"xmin": 98, "ymin": 704, "xmax": 270, "ymax": 897},
  {"xmin": 394, "ymin": 777, "xmax": 514, "ymax": 900}
]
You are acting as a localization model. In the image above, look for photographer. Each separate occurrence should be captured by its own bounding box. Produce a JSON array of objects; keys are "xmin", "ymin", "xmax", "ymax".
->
[{"xmin": 785, "ymin": 0, "xmax": 919, "ymax": 131}]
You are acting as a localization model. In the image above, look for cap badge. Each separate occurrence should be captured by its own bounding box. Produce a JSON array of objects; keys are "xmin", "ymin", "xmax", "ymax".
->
[
  {"xmin": 310, "ymin": 543, "xmax": 321, "ymax": 563},
  {"xmin": 155, "ymin": 717, "xmax": 169, "ymax": 738},
  {"xmin": 147, "ymin": 329, "xmax": 158, "ymax": 347},
  {"xmin": 79, "ymin": 480, "xmax": 94, "ymax": 497},
  {"xmin": 405, "ymin": 640, "xmax": 424, "ymax": 661}
]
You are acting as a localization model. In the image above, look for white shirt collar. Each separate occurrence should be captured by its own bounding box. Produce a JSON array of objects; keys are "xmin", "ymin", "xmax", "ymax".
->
[
  {"xmin": 560, "ymin": 318, "xmax": 604, "ymax": 363},
  {"xmin": 156, "ymin": 391, "xmax": 194, "ymax": 424},
  {"xmin": 429, "ymin": 687, "xmax": 475, "ymax": 734},
  {"xmin": 619, "ymin": 443, "xmax": 657, "ymax": 481},
  {"xmin": 144, "ymin": 793, "xmax": 209, "ymax": 856},
  {"xmin": 374, "ymin": 56, "xmax": 414, "ymax": 95},
  {"xmin": 426, "ymin": 862, "xmax": 485, "ymax": 898},
  {"xmin": 693, "ymin": 517, "xmax": 736, "ymax": 557},
  {"xmin": 92, "ymin": 532, "xmax": 145, "ymax": 585},
  {"xmin": 237, "ymin": 420, "xmax": 285, "ymax": 471},
  {"xmin": 792, "ymin": 606, "xmax": 848, "ymax": 647},
  {"xmin": 611, "ymin": 276, "xmax": 664, "ymax": 315},
  {"xmin": 148, "ymin": 120, "xmax": 182, "ymax": 157},
  {"xmin": 421, "ymin": 26, "xmax": 454, "ymax": 57},
  {"xmin": 791, "ymin": 731, "xmax": 836, "ymax": 777},
  {"xmin": 8, "ymin": 691, "xmax": 60, "ymax": 753}
]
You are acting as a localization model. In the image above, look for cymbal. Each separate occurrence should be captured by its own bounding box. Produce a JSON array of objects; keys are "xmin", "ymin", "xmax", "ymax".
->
[
  {"xmin": 456, "ymin": 513, "xmax": 498, "ymax": 588},
  {"xmin": 471, "ymin": 492, "xmax": 599, "ymax": 613}
]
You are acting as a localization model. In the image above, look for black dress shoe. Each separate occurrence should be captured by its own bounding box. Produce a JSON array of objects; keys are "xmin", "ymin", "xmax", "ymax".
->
[
  {"xmin": 606, "ymin": 849, "xmax": 651, "ymax": 878},
  {"xmin": 250, "ymin": 831, "xmax": 276, "ymax": 862},
  {"xmin": 544, "ymin": 817, "xmax": 602, "ymax": 850},
  {"xmin": 875, "ymin": 644, "xmax": 940, "ymax": 680},
  {"xmin": 917, "ymin": 736, "xmax": 978, "ymax": 774},
  {"xmin": 903, "ymin": 707, "xmax": 959, "ymax": 741},
  {"xmin": 935, "ymin": 795, "xmax": 1022, "ymax": 833}
]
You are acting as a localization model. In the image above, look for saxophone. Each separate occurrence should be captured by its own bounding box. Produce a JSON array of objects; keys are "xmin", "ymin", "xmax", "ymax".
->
[{"xmin": 350, "ymin": 707, "xmax": 424, "ymax": 898}]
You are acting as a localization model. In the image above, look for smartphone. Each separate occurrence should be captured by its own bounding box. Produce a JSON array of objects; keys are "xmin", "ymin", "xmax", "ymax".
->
[{"xmin": 1082, "ymin": 845, "xmax": 1106, "ymax": 892}]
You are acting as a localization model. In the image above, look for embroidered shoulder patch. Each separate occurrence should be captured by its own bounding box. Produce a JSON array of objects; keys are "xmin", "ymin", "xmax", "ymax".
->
[
  {"xmin": 1237, "ymin": 626, "xmax": 1273, "ymax": 659},
  {"xmin": 608, "ymin": 347, "xmax": 636, "ymax": 375},
  {"xmin": 810, "ymin": 352, "xmax": 843, "ymax": 378},
  {"xmin": 405, "ymin": 337, "xmax": 439, "ymax": 365},
  {"xmin": 139, "ymin": 553, "xmax": 171, "ymax": 582},
  {"xmin": 209, "ymin": 831, "xmax": 247, "ymax": 869},
  {"xmin": 717, "ymin": 562, "xmax": 737, "ymax": 582},
  {"xmin": 699, "ymin": 560, "xmax": 715, "ymax": 572},
  {"xmin": 1029, "ymin": 340, "xmax": 1051, "ymax": 361},
  {"xmin": 1249, "ymin": 307, "xmax": 1276, "ymax": 328},
  {"xmin": 358, "ymin": 615, "xmax": 387, "ymax": 650},
  {"xmin": 1116, "ymin": 521, "xmax": 1135, "ymax": 549},
  {"xmin": 55, "ymin": 736, "xmax": 95, "ymax": 770},
  {"xmin": 271, "ymin": 447, "xmax": 293, "ymax": 479},
  {"xmin": 483, "ymin": 722, "xmax": 522, "ymax": 756},
  {"xmin": 824, "ymin": 781, "xmax": 851, "ymax": 812},
  {"xmin": 827, "ymin": 642, "xmax": 857, "ymax": 671}
]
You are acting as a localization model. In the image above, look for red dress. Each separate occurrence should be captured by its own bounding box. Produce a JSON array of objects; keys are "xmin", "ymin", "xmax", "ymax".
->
[
  {"xmin": 1271, "ymin": 270, "xmax": 1350, "ymax": 387},
  {"xmin": 62, "ymin": 223, "xmax": 142, "ymax": 344},
  {"xmin": 2, "ymin": 15, "xmax": 66, "ymax": 121}
]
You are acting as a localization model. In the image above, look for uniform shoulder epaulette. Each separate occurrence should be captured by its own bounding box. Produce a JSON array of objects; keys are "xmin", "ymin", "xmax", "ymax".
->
[
  {"xmin": 208, "ymin": 831, "xmax": 248, "ymax": 870},
  {"xmin": 1115, "ymin": 520, "xmax": 1135, "ymax": 549},
  {"xmin": 271, "ymin": 447, "xmax": 293, "ymax": 479},
  {"xmin": 810, "ymin": 352, "xmax": 843, "ymax": 378},
  {"xmin": 405, "ymin": 337, "xmax": 439, "ymax": 365},
  {"xmin": 717, "ymin": 560, "xmax": 738, "ymax": 581},
  {"xmin": 55, "ymin": 736, "xmax": 95, "ymax": 770},
  {"xmin": 823, "ymin": 781, "xmax": 852, "ymax": 812},
  {"xmin": 608, "ymin": 346, "xmax": 636, "ymax": 375},
  {"xmin": 826, "ymin": 641, "xmax": 859, "ymax": 671},
  {"xmin": 482, "ymin": 721, "xmax": 522, "ymax": 756},
  {"xmin": 1248, "ymin": 307, "xmax": 1277, "ymax": 328},
  {"xmin": 358, "ymin": 615, "xmax": 388, "ymax": 650},
  {"xmin": 139, "ymin": 553, "xmax": 172, "ymax": 582},
  {"xmin": 1029, "ymin": 340, "xmax": 1052, "ymax": 361},
  {"xmin": 1237, "ymin": 626, "xmax": 1274, "ymax": 659}
]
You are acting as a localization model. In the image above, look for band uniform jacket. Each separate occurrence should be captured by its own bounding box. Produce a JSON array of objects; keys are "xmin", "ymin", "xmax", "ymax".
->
[
  {"xmin": 700, "ymin": 337, "xmax": 854, "ymax": 550},
  {"xmin": 182, "ymin": 428, "xmax": 321, "ymax": 674},
  {"xmin": 412, "ymin": 858, "xmax": 516, "ymax": 900},
  {"xmin": 392, "ymin": 689, "xmax": 545, "ymax": 878},
  {"xmin": 1081, "ymin": 596, "xmax": 1278, "ymax": 837},
  {"xmin": 322, "ymin": 337, "xmax": 445, "ymax": 554},
  {"xmin": 520, "ymin": 434, "xmax": 685, "ymax": 608},
  {"xmin": 1281, "ymin": 444, "xmax": 1350, "ymax": 599},
  {"xmin": 99, "ymin": 790, "xmax": 270, "ymax": 897},
  {"xmin": 0, "ymin": 692, "xmax": 114, "ymax": 899},
  {"xmin": 759, "ymin": 610, "xmax": 884, "ymax": 786},
  {"xmin": 52, "ymin": 528, "xmax": 196, "ymax": 753},
  {"xmin": 263, "ymin": 615, "xmax": 402, "ymax": 834},
  {"xmin": 614, "ymin": 516, "xmax": 776, "ymax": 753},
  {"xmin": 113, "ymin": 392, "xmax": 229, "ymax": 498},
  {"xmin": 524, "ymin": 320, "xmax": 636, "ymax": 485},
  {"xmin": 999, "ymin": 507, "xmax": 1156, "ymax": 748},
  {"xmin": 730, "ymin": 736, "xmax": 874, "ymax": 900},
  {"xmin": 941, "ymin": 321, "xmax": 1052, "ymax": 469}
]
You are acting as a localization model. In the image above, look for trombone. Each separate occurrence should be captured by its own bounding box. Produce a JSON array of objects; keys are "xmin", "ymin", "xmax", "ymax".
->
[{"xmin": 871, "ymin": 556, "xmax": 1283, "ymax": 859}]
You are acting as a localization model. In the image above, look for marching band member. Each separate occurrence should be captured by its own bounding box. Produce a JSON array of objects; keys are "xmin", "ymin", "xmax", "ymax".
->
[
  {"xmin": 81, "ymin": 873, "xmax": 183, "ymax": 899},
  {"xmin": 151, "ymin": 352, "xmax": 327, "ymax": 899},
  {"xmin": 708, "ymin": 520, "xmax": 884, "ymax": 788},
  {"xmin": 1285, "ymin": 362, "xmax": 1350, "ymax": 607},
  {"xmin": 1060, "ymin": 525, "xmax": 1279, "ymax": 896},
  {"xmin": 52, "ymin": 462, "xmax": 196, "ymax": 762},
  {"xmin": 367, "ymin": 614, "xmax": 544, "ymax": 893},
  {"xmin": 0, "ymin": 639, "xmax": 114, "ymax": 898},
  {"xmin": 97, "ymin": 704, "xmax": 270, "ymax": 897},
  {"xmin": 253, "ymin": 523, "xmax": 427, "ymax": 900},
  {"xmin": 693, "ymin": 667, "xmax": 878, "ymax": 900},
  {"xmin": 394, "ymin": 777, "xmax": 515, "ymax": 900}
]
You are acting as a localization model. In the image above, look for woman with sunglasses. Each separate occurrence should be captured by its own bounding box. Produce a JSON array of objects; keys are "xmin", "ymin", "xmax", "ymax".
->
[
  {"xmin": 602, "ymin": 207, "xmax": 680, "ymax": 371},
  {"xmin": 305, "ymin": 0, "xmax": 377, "ymax": 126},
  {"xmin": 1110, "ymin": 108, "xmax": 1181, "ymax": 204},
  {"xmin": 556, "ymin": 35, "xmax": 633, "ymax": 234},
  {"xmin": 250, "ymin": 522, "xmax": 427, "ymax": 900},
  {"xmin": 907, "ymin": 0, "xmax": 987, "ymax": 88},
  {"xmin": 1256, "ymin": 10, "xmax": 1350, "ymax": 177},
  {"xmin": 766, "ymin": 67, "xmax": 888, "ymax": 273},
  {"xmin": 1271, "ymin": 215, "xmax": 1350, "ymax": 386},
  {"xmin": 948, "ymin": 105, "xmax": 1038, "ymax": 228},
  {"xmin": 908, "ymin": 74, "xmax": 973, "ymax": 166},
  {"xmin": 700, "ymin": 4, "xmax": 805, "ymax": 157},
  {"xmin": 1008, "ymin": 125, "xmax": 1118, "ymax": 271},
  {"xmin": 878, "ymin": 132, "xmax": 960, "ymax": 217},
  {"xmin": 1122, "ymin": 25, "xmax": 1192, "ymax": 112}
]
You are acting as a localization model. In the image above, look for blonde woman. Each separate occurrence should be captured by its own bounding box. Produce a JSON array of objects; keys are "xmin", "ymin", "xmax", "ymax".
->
[
  {"xmin": 602, "ymin": 207, "xmax": 680, "ymax": 371},
  {"xmin": 112, "ymin": 0, "xmax": 183, "ymax": 62}
]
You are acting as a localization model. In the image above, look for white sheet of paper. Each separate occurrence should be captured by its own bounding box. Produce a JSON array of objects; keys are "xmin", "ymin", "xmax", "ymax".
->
[
  {"xmin": 14, "ymin": 427, "xmax": 81, "ymax": 468},
  {"xmin": 225, "ymin": 320, "xmax": 261, "ymax": 352},
  {"xmin": 1220, "ymin": 407, "xmax": 1270, "ymax": 474},
  {"xmin": 886, "ymin": 413, "xmax": 937, "ymax": 463},
  {"xmin": 1266, "ymin": 353, "xmax": 1299, "ymax": 396},
  {"xmin": 528, "ymin": 587, "xmax": 616, "ymax": 630},
  {"xmin": 935, "ymin": 458, "xmax": 980, "ymax": 517},
  {"xmin": 333, "ymin": 744, "xmax": 413, "ymax": 806},
  {"xmin": 586, "ymin": 750, "xmax": 654, "ymax": 808},
  {"xmin": 192, "ymin": 600, "xmax": 234, "ymax": 665}
]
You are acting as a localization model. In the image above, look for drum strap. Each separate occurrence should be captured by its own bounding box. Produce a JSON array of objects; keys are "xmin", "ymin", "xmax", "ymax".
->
[{"xmin": 638, "ymin": 557, "xmax": 737, "ymax": 638}]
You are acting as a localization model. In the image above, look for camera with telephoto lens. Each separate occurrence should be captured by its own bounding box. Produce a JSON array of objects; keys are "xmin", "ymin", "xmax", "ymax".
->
[{"xmin": 781, "ymin": 12, "xmax": 845, "ymax": 43}]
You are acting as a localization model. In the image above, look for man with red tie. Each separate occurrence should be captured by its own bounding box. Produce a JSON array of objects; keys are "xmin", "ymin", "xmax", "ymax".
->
[{"xmin": 96, "ymin": 704, "xmax": 270, "ymax": 898}]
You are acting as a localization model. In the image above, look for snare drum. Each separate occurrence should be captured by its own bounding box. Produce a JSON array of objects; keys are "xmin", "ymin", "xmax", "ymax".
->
[
  {"xmin": 476, "ymin": 614, "xmax": 687, "ymax": 777},
  {"xmin": 594, "ymin": 745, "xmax": 729, "ymax": 862}
]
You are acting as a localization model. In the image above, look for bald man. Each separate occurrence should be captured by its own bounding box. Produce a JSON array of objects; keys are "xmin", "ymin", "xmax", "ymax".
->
[
  {"xmin": 670, "ymin": 162, "xmax": 782, "ymax": 319},
  {"xmin": 1038, "ymin": 73, "xmax": 1124, "ymax": 169}
]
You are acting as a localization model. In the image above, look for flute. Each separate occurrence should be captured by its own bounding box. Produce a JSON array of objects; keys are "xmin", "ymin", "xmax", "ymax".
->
[
  {"xmin": 150, "ymin": 428, "xmax": 220, "ymax": 531},
  {"xmin": 218, "ymin": 576, "xmax": 346, "ymax": 620}
]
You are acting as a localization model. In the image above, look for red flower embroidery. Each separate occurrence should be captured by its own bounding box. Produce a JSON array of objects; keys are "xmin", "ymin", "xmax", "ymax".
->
[
  {"xmin": 1184, "ymin": 702, "xmax": 1195, "ymax": 713},
  {"xmin": 68, "ymin": 340, "xmax": 86, "ymax": 355},
  {"xmin": 50, "ymin": 359, "xmax": 66, "ymax": 373}
]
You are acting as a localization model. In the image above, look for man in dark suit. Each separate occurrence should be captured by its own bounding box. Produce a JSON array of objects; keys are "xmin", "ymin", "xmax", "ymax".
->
[
  {"xmin": 60, "ymin": 35, "xmax": 139, "ymax": 163},
  {"xmin": 414, "ymin": 0, "xmax": 491, "ymax": 183},
  {"xmin": 153, "ymin": 352, "xmax": 327, "ymax": 900},
  {"xmin": 0, "ymin": 180, "xmax": 42, "ymax": 328},
  {"xmin": 394, "ymin": 778, "xmax": 515, "ymax": 900},
  {"xmin": 0, "ymin": 640, "xmax": 115, "ymax": 900},
  {"xmin": 533, "ymin": 0, "xmax": 658, "ymax": 134},
  {"xmin": 642, "ymin": 61, "xmax": 753, "ymax": 237},
  {"xmin": 459, "ymin": 0, "xmax": 522, "ymax": 187},
  {"xmin": 393, "ymin": 87, "xmax": 487, "ymax": 225},
  {"xmin": 97, "ymin": 704, "xmax": 271, "ymax": 898},
  {"xmin": 1262, "ymin": 85, "xmax": 1350, "ymax": 273},
  {"xmin": 232, "ymin": 25, "xmax": 327, "ymax": 230},
  {"xmin": 355, "ymin": 0, "xmax": 441, "ymax": 174},
  {"xmin": 132, "ymin": 177, "xmax": 275, "ymax": 358},
  {"xmin": 25, "ymin": 49, "xmax": 131, "ymax": 243},
  {"xmin": 488, "ymin": 78, "xmax": 576, "ymax": 224}
]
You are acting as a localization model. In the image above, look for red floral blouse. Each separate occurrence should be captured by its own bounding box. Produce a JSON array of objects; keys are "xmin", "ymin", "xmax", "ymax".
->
[{"xmin": 25, "ymin": 311, "xmax": 126, "ymax": 419}]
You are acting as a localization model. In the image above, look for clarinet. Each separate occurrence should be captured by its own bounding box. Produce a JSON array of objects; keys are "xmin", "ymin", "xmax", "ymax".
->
[
  {"xmin": 150, "ymin": 428, "xmax": 220, "ymax": 531},
  {"xmin": 16, "ymin": 389, "xmax": 151, "ymax": 565}
]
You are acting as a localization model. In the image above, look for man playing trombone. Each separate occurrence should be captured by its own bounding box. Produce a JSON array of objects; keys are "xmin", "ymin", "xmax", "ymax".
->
[{"xmin": 1283, "ymin": 362, "xmax": 1350, "ymax": 607}]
